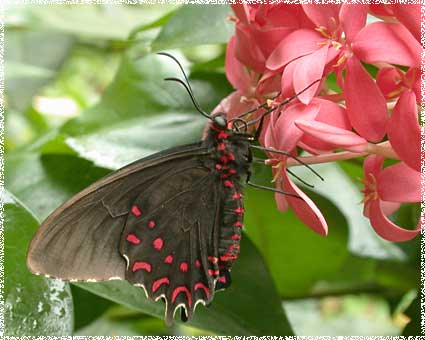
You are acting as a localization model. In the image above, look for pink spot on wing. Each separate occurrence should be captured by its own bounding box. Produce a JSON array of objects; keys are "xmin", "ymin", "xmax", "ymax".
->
[
  {"xmin": 148, "ymin": 220, "xmax": 155, "ymax": 229},
  {"xmin": 194, "ymin": 282, "xmax": 210, "ymax": 298},
  {"xmin": 208, "ymin": 269, "xmax": 219, "ymax": 276},
  {"xmin": 219, "ymin": 156, "xmax": 228, "ymax": 164},
  {"xmin": 164, "ymin": 255, "xmax": 173, "ymax": 264},
  {"xmin": 218, "ymin": 143, "xmax": 226, "ymax": 151},
  {"xmin": 126, "ymin": 234, "xmax": 140, "ymax": 244},
  {"xmin": 228, "ymin": 169, "xmax": 237, "ymax": 175},
  {"xmin": 152, "ymin": 277, "xmax": 170, "ymax": 292},
  {"xmin": 131, "ymin": 205, "xmax": 142, "ymax": 216},
  {"xmin": 180, "ymin": 262, "xmax": 188, "ymax": 272},
  {"xmin": 231, "ymin": 234, "xmax": 241, "ymax": 240},
  {"xmin": 195, "ymin": 260, "xmax": 201, "ymax": 268},
  {"xmin": 233, "ymin": 221, "xmax": 243, "ymax": 227},
  {"xmin": 227, "ymin": 152, "xmax": 235, "ymax": 161},
  {"xmin": 171, "ymin": 286, "xmax": 192, "ymax": 307},
  {"xmin": 208, "ymin": 256, "xmax": 218, "ymax": 264},
  {"xmin": 234, "ymin": 207, "xmax": 244, "ymax": 214},
  {"xmin": 132, "ymin": 261, "xmax": 151, "ymax": 273},
  {"xmin": 229, "ymin": 244, "xmax": 240, "ymax": 251},
  {"xmin": 153, "ymin": 238, "xmax": 163, "ymax": 251},
  {"xmin": 218, "ymin": 276, "xmax": 227, "ymax": 283},
  {"xmin": 215, "ymin": 164, "xmax": 223, "ymax": 170}
]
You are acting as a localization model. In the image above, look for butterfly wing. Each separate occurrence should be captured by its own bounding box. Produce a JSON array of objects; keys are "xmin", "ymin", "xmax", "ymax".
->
[
  {"xmin": 26, "ymin": 143, "xmax": 211, "ymax": 282},
  {"xmin": 119, "ymin": 165, "xmax": 221, "ymax": 324}
]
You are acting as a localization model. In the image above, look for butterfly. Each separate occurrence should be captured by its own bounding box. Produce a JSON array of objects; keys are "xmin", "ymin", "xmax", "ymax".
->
[{"xmin": 26, "ymin": 52, "xmax": 319, "ymax": 325}]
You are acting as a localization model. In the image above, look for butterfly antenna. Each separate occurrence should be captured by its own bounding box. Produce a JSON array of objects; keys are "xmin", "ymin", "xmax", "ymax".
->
[
  {"xmin": 158, "ymin": 52, "xmax": 211, "ymax": 120},
  {"xmin": 245, "ymin": 79, "xmax": 321, "ymax": 127}
]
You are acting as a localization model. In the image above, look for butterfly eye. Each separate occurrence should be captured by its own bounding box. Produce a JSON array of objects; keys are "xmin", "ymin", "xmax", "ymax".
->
[{"xmin": 213, "ymin": 114, "xmax": 227, "ymax": 128}]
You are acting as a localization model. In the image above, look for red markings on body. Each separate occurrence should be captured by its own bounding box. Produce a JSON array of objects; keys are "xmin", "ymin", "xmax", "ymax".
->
[
  {"xmin": 208, "ymin": 256, "xmax": 218, "ymax": 264},
  {"xmin": 232, "ymin": 192, "xmax": 242, "ymax": 199},
  {"xmin": 218, "ymin": 276, "xmax": 227, "ymax": 283},
  {"xmin": 171, "ymin": 286, "xmax": 192, "ymax": 307},
  {"xmin": 164, "ymin": 255, "xmax": 173, "ymax": 264},
  {"xmin": 227, "ymin": 152, "xmax": 235, "ymax": 161},
  {"xmin": 215, "ymin": 164, "xmax": 223, "ymax": 170},
  {"xmin": 229, "ymin": 244, "xmax": 240, "ymax": 251},
  {"xmin": 224, "ymin": 180, "xmax": 234, "ymax": 188},
  {"xmin": 148, "ymin": 220, "xmax": 156, "ymax": 228},
  {"xmin": 152, "ymin": 277, "xmax": 170, "ymax": 292},
  {"xmin": 220, "ymin": 253, "xmax": 237, "ymax": 262},
  {"xmin": 180, "ymin": 262, "xmax": 189, "ymax": 272},
  {"xmin": 126, "ymin": 234, "xmax": 141, "ymax": 244},
  {"xmin": 153, "ymin": 238, "xmax": 163, "ymax": 251},
  {"xmin": 217, "ymin": 131, "xmax": 229, "ymax": 140},
  {"xmin": 234, "ymin": 207, "xmax": 245, "ymax": 214},
  {"xmin": 228, "ymin": 169, "xmax": 237, "ymax": 175},
  {"xmin": 219, "ymin": 156, "xmax": 228, "ymax": 164},
  {"xmin": 132, "ymin": 261, "xmax": 151, "ymax": 273},
  {"xmin": 195, "ymin": 260, "xmax": 201, "ymax": 268},
  {"xmin": 231, "ymin": 234, "xmax": 241, "ymax": 240},
  {"xmin": 218, "ymin": 143, "xmax": 226, "ymax": 151},
  {"xmin": 131, "ymin": 205, "xmax": 142, "ymax": 216},
  {"xmin": 194, "ymin": 282, "xmax": 210, "ymax": 298},
  {"xmin": 208, "ymin": 269, "xmax": 220, "ymax": 276},
  {"xmin": 233, "ymin": 221, "xmax": 243, "ymax": 227}
]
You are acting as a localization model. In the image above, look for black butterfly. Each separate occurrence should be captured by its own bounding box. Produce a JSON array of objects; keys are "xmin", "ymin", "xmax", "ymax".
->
[{"xmin": 27, "ymin": 53, "xmax": 319, "ymax": 325}]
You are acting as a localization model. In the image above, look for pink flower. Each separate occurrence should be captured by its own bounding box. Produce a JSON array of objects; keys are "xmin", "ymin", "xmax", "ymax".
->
[{"xmin": 361, "ymin": 155, "xmax": 421, "ymax": 241}]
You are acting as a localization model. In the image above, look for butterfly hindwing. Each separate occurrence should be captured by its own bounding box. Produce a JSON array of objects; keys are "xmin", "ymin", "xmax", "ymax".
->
[
  {"xmin": 26, "ymin": 143, "xmax": 210, "ymax": 282},
  {"xmin": 120, "ymin": 165, "xmax": 221, "ymax": 324}
]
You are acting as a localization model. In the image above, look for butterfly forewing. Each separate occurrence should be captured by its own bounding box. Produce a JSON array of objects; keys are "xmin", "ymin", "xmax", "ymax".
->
[{"xmin": 120, "ymin": 166, "xmax": 221, "ymax": 324}]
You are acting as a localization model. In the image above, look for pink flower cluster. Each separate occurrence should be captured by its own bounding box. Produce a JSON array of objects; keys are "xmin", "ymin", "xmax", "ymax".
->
[{"xmin": 215, "ymin": 3, "xmax": 421, "ymax": 242}]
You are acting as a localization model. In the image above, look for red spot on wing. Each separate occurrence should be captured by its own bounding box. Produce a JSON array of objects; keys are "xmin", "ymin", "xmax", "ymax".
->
[
  {"xmin": 228, "ymin": 169, "xmax": 237, "ymax": 175},
  {"xmin": 215, "ymin": 164, "xmax": 223, "ymax": 170},
  {"xmin": 232, "ymin": 192, "xmax": 242, "ymax": 199},
  {"xmin": 164, "ymin": 255, "xmax": 173, "ymax": 264},
  {"xmin": 234, "ymin": 207, "xmax": 244, "ymax": 214},
  {"xmin": 152, "ymin": 277, "xmax": 170, "ymax": 292},
  {"xmin": 227, "ymin": 152, "xmax": 235, "ymax": 161},
  {"xmin": 153, "ymin": 238, "xmax": 163, "ymax": 251},
  {"xmin": 195, "ymin": 260, "xmax": 201, "ymax": 268},
  {"xmin": 171, "ymin": 286, "xmax": 192, "ymax": 307},
  {"xmin": 208, "ymin": 269, "xmax": 219, "ymax": 276},
  {"xmin": 180, "ymin": 262, "xmax": 189, "ymax": 272},
  {"xmin": 148, "ymin": 220, "xmax": 156, "ymax": 228},
  {"xmin": 218, "ymin": 143, "xmax": 226, "ymax": 151},
  {"xmin": 229, "ymin": 244, "xmax": 240, "ymax": 251},
  {"xmin": 126, "ymin": 234, "xmax": 141, "ymax": 244},
  {"xmin": 233, "ymin": 221, "xmax": 243, "ymax": 227},
  {"xmin": 132, "ymin": 261, "xmax": 151, "ymax": 273},
  {"xmin": 194, "ymin": 282, "xmax": 210, "ymax": 298},
  {"xmin": 131, "ymin": 205, "xmax": 142, "ymax": 216},
  {"xmin": 231, "ymin": 234, "xmax": 241, "ymax": 240},
  {"xmin": 219, "ymin": 156, "xmax": 228, "ymax": 164}
]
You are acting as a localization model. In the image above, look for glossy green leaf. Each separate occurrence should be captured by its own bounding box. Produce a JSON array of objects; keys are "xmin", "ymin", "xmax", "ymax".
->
[
  {"xmin": 4, "ymin": 191, "xmax": 73, "ymax": 335},
  {"xmin": 152, "ymin": 5, "xmax": 234, "ymax": 51},
  {"xmin": 244, "ymin": 185, "xmax": 349, "ymax": 297}
]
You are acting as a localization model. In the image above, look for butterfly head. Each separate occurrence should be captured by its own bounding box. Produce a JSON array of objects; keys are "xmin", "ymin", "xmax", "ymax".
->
[{"xmin": 211, "ymin": 113, "xmax": 228, "ymax": 130}]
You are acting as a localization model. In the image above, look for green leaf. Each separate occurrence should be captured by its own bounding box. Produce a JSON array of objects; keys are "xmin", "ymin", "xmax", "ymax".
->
[
  {"xmin": 402, "ymin": 292, "xmax": 420, "ymax": 335},
  {"xmin": 244, "ymin": 186, "xmax": 349, "ymax": 297},
  {"xmin": 5, "ymin": 30, "xmax": 74, "ymax": 111},
  {"xmin": 76, "ymin": 236, "xmax": 293, "ymax": 335},
  {"xmin": 4, "ymin": 191, "xmax": 73, "ymax": 335},
  {"xmin": 152, "ymin": 5, "xmax": 234, "ymax": 51}
]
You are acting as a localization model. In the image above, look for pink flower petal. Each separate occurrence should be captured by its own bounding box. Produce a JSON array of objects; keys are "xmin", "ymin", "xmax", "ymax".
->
[
  {"xmin": 363, "ymin": 154, "xmax": 384, "ymax": 179},
  {"xmin": 344, "ymin": 56, "xmax": 388, "ymax": 142},
  {"xmin": 369, "ymin": 199, "xmax": 420, "ymax": 242},
  {"xmin": 381, "ymin": 201, "xmax": 401, "ymax": 216},
  {"xmin": 368, "ymin": 4, "xmax": 394, "ymax": 17},
  {"xmin": 295, "ymin": 120, "xmax": 368, "ymax": 153},
  {"xmin": 377, "ymin": 161, "xmax": 421, "ymax": 203},
  {"xmin": 225, "ymin": 36, "xmax": 253, "ymax": 93},
  {"xmin": 387, "ymin": 91, "xmax": 420, "ymax": 172},
  {"xmin": 234, "ymin": 25, "xmax": 265, "ymax": 73},
  {"xmin": 266, "ymin": 29, "xmax": 323, "ymax": 70},
  {"xmin": 281, "ymin": 59, "xmax": 297, "ymax": 98},
  {"xmin": 293, "ymin": 45, "xmax": 328, "ymax": 105},
  {"xmin": 273, "ymin": 102, "xmax": 321, "ymax": 152},
  {"xmin": 339, "ymin": 3, "xmax": 368, "ymax": 43},
  {"xmin": 352, "ymin": 22, "xmax": 421, "ymax": 68},
  {"xmin": 252, "ymin": 26, "xmax": 294, "ymax": 59},
  {"xmin": 302, "ymin": 4, "xmax": 341, "ymax": 30},
  {"xmin": 273, "ymin": 173, "xmax": 289, "ymax": 212},
  {"xmin": 376, "ymin": 67, "xmax": 404, "ymax": 99},
  {"xmin": 282, "ymin": 168, "xmax": 328, "ymax": 236},
  {"xmin": 231, "ymin": 4, "xmax": 250, "ymax": 24},
  {"xmin": 391, "ymin": 4, "xmax": 420, "ymax": 42}
]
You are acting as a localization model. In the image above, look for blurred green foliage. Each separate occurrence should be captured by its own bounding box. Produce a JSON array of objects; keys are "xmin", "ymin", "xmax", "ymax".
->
[{"xmin": 4, "ymin": 3, "xmax": 420, "ymax": 336}]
